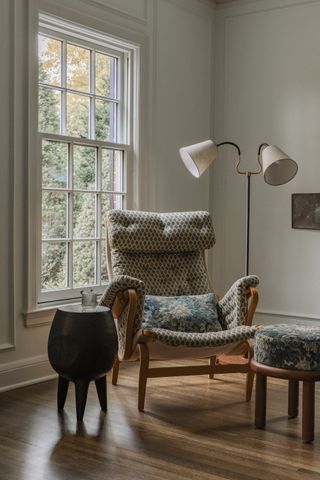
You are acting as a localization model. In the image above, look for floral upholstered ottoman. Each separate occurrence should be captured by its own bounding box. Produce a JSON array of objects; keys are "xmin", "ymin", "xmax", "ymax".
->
[{"xmin": 251, "ymin": 324, "xmax": 320, "ymax": 443}]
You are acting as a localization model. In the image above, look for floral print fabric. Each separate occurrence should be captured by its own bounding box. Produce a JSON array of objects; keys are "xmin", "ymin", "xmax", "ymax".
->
[
  {"xmin": 254, "ymin": 324, "xmax": 320, "ymax": 371},
  {"xmin": 143, "ymin": 293, "xmax": 221, "ymax": 333}
]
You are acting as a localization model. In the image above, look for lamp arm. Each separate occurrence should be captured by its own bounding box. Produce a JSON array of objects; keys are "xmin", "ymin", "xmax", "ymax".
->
[
  {"xmin": 258, "ymin": 142, "xmax": 269, "ymax": 155},
  {"xmin": 216, "ymin": 141, "xmax": 244, "ymax": 174},
  {"xmin": 216, "ymin": 141, "xmax": 271, "ymax": 176},
  {"xmin": 217, "ymin": 141, "xmax": 241, "ymax": 156}
]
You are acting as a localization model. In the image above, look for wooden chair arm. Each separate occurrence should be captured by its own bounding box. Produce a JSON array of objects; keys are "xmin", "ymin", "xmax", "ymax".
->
[
  {"xmin": 112, "ymin": 290, "xmax": 130, "ymax": 318},
  {"xmin": 112, "ymin": 288, "xmax": 138, "ymax": 361},
  {"xmin": 245, "ymin": 286, "xmax": 259, "ymax": 326}
]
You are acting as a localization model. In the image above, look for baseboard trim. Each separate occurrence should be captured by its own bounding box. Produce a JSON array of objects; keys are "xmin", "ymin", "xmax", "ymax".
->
[
  {"xmin": 0, "ymin": 373, "xmax": 57, "ymax": 393},
  {"xmin": 0, "ymin": 354, "xmax": 57, "ymax": 392},
  {"xmin": 256, "ymin": 309, "xmax": 320, "ymax": 323}
]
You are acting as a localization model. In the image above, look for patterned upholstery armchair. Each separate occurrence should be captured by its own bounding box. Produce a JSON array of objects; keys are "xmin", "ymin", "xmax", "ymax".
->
[{"xmin": 100, "ymin": 210, "xmax": 259, "ymax": 410}]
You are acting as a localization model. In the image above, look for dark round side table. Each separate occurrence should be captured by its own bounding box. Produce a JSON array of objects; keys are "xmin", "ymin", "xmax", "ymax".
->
[{"xmin": 48, "ymin": 305, "xmax": 118, "ymax": 422}]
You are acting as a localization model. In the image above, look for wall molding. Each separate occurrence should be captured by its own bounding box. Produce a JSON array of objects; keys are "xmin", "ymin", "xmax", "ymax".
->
[
  {"xmin": 78, "ymin": 0, "xmax": 148, "ymax": 24},
  {"xmin": 217, "ymin": 0, "xmax": 320, "ymax": 18},
  {"xmin": 23, "ymin": 307, "xmax": 56, "ymax": 327},
  {"xmin": 0, "ymin": 343, "xmax": 16, "ymax": 352},
  {"xmin": 0, "ymin": 353, "xmax": 49, "ymax": 373},
  {"xmin": 165, "ymin": 0, "xmax": 215, "ymax": 19},
  {"xmin": 256, "ymin": 309, "xmax": 320, "ymax": 322},
  {"xmin": 0, "ymin": 354, "xmax": 56, "ymax": 392},
  {"xmin": 3, "ymin": 0, "xmax": 20, "ymax": 352},
  {"xmin": 0, "ymin": 374, "xmax": 56, "ymax": 393}
]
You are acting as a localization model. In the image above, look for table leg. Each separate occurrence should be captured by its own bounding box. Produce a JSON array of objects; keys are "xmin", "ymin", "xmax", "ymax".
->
[
  {"xmin": 255, "ymin": 373, "xmax": 267, "ymax": 429},
  {"xmin": 95, "ymin": 376, "xmax": 107, "ymax": 412},
  {"xmin": 75, "ymin": 379, "xmax": 89, "ymax": 422},
  {"xmin": 288, "ymin": 379, "xmax": 299, "ymax": 418},
  {"xmin": 302, "ymin": 381, "xmax": 315, "ymax": 443},
  {"xmin": 57, "ymin": 376, "xmax": 69, "ymax": 411}
]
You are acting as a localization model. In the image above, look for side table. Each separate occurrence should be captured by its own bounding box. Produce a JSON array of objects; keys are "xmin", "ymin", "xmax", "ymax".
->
[{"xmin": 48, "ymin": 305, "xmax": 118, "ymax": 422}]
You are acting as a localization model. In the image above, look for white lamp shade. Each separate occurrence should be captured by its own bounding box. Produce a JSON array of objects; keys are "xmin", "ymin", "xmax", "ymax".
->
[
  {"xmin": 262, "ymin": 145, "xmax": 298, "ymax": 186},
  {"xmin": 179, "ymin": 140, "xmax": 218, "ymax": 178}
]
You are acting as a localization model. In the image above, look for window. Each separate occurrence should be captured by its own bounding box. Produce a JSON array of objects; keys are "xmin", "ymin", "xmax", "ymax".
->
[{"xmin": 36, "ymin": 15, "xmax": 134, "ymax": 305}]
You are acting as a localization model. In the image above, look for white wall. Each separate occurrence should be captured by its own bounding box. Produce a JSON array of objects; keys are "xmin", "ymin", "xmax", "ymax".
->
[
  {"xmin": 0, "ymin": 0, "xmax": 215, "ymax": 390},
  {"xmin": 213, "ymin": 0, "xmax": 320, "ymax": 325}
]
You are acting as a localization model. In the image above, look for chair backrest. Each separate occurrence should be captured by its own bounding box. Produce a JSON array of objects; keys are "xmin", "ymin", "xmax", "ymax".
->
[{"xmin": 106, "ymin": 210, "xmax": 215, "ymax": 296}]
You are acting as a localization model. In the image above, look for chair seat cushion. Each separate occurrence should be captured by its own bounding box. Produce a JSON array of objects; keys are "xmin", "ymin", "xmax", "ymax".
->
[
  {"xmin": 254, "ymin": 324, "xmax": 320, "ymax": 371},
  {"xmin": 145, "ymin": 325, "xmax": 257, "ymax": 347},
  {"xmin": 142, "ymin": 293, "xmax": 221, "ymax": 333}
]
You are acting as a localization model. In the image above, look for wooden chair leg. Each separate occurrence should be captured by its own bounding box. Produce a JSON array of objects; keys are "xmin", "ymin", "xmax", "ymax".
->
[
  {"xmin": 255, "ymin": 373, "xmax": 267, "ymax": 429},
  {"xmin": 245, "ymin": 339, "xmax": 254, "ymax": 402},
  {"xmin": 57, "ymin": 376, "xmax": 69, "ymax": 411},
  {"xmin": 138, "ymin": 343, "xmax": 149, "ymax": 412},
  {"xmin": 302, "ymin": 381, "xmax": 315, "ymax": 443},
  {"xmin": 288, "ymin": 379, "xmax": 299, "ymax": 418},
  {"xmin": 246, "ymin": 370, "xmax": 255, "ymax": 402},
  {"xmin": 208, "ymin": 356, "xmax": 216, "ymax": 379},
  {"xmin": 95, "ymin": 375, "xmax": 107, "ymax": 412},
  {"xmin": 112, "ymin": 358, "xmax": 120, "ymax": 385}
]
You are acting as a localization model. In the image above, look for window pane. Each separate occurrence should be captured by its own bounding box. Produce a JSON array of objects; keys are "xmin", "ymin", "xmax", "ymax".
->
[
  {"xmin": 73, "ymin": 146, "xmax": 96, "ymax": 190},
  {"xmin": 41, "ymin": 242, "xmax": 67, "ymax": 290},
  {"xmin": 42, "ymin": 141, "xmax": 68, "ymax": 188},
  {"xmin": 38, "ymin": 35, "xmax": 61, "ymax": 87},
  {"xmin": 95, "ymin": 100, "xmax": 117, "ymax": 142},
  {"xmin": 73, "ymin": 193, "xmax": 96, "ymax": 238},
  {"xmin": 67, "ymin": 44, "xmax": 90, "ymax": 93},
  {"xmin": 67, "ymin": 93, "xmax": 90, "ymax": 138},
  {"xmin": 95, "ymin": 52, "xmax": 117, "ymax": 98},
  {"xmin": 101, "ymin": 149, "xmax": 113, "ymax": 191},
  {"xmin": 100, "ymin": 239, "xmax": 108, "ymax": 284},
  {"xmin": 38, "ymin": 87, "xmax": 61, "ymax": 134},
  {"xmin": 102, "ymin": 149, "xmax": 124, "ymax": 192},
  {"xmin": 42, "ymin": 192, "xmax": 67, "ymax": 239},
  {"xmin": 73, "ymin": 241, "xmax": 96, "ymax": 286},
  {"xmin": 101, "ymin": 194, "xmax": 123, "ymax": 236}
]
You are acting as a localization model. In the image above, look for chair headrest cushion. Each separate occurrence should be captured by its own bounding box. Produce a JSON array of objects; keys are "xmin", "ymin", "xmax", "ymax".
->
[{"xmin": 106, "ymin": 210, "xmax": 215, "ymax": 253}]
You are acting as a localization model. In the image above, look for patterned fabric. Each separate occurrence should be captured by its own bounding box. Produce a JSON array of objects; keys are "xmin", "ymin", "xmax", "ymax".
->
[
  {"xmin": 217, "ymin": 276, "xmax": 259, "ymax": 329},
  {"xmin": 146, "ymin": 325, "xmax": 257, "ymax": 347},
  {"xmin": 99, "ymin": 275, "xmax": 145, "ymax": 359},
  {"xmin": 106, "ymin": 210, "xmax": 215, "ymax": 253},
  {"xmin": 254, "ymin": 324, "xmax": 320, "ymax": 371},
  {"xmin": 143, "ymin": 293, "xmax": 221, "ymax": 333},
  {"xmin": 102, "ymin": 210, "xmax": 259, "ymax": 356},
  {"xmin": 111, "ymin": 250, "xmax": 211, "ymax": 296}
]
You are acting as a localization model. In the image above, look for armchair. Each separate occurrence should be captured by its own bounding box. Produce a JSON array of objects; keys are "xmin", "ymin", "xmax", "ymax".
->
[{"xmin": 100, "ymin": 210, "xmax": 259, "ymax": 411}]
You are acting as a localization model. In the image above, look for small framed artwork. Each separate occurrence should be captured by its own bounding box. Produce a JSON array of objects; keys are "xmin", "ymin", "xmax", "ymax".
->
[{"xmin": 292, "ymin": 193, "xmax": 320, "ymax": 230}]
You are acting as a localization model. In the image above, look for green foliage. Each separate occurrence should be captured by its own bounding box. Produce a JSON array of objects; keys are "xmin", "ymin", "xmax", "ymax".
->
[
  {"xmin": 42, "ymin": 242, "xmax": 67, "ymax": 290},
  {"xmin": 39, "ymin": 35, "xmax": 117, "ymax": 291},
  {"xmin": 39, "ymin": 65, "xmax": 60, "ymax": 134}
]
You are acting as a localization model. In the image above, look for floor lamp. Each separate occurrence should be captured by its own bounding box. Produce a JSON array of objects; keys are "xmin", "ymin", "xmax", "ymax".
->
[{"xmin": 179, "ymin": 140, "xmax": 298, "ymax": 276}]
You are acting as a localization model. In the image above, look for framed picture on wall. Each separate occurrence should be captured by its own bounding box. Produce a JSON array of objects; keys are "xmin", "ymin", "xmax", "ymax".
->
[{"xmin": 292, "ymin": 193, "xmax": 320, "ymax": 230}]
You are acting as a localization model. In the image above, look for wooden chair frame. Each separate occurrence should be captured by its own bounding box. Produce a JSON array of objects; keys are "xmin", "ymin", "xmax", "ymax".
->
[{"xmin": 111, "ymin": 286, "xmax": 259, "ymax": 411}]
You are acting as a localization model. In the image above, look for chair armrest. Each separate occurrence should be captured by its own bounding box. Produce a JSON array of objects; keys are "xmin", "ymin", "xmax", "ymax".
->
[
  {"xmin": 217, "ymin": 275, "xmax": 259, "ymax": 330},
  {"xmin": 100, "ymin": 275, "xmax": 145, "ymax": 360}
]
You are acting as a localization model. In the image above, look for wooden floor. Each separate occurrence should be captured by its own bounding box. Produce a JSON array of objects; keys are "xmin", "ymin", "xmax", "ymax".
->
[{"xmin": 1, "ymin": 361, "xmax": 320, "ymax": 480}]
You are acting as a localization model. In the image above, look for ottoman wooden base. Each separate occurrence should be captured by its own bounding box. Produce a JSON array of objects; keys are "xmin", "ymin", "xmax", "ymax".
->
[{"xmin": 251, "ymin": 359, "xmax": 320, "ymax": 443}]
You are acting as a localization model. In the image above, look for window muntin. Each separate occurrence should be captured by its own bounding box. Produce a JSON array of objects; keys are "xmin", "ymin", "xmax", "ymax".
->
[{"xmin": 38, "ymin": 28, "xmax": 128, "ymax": 304}]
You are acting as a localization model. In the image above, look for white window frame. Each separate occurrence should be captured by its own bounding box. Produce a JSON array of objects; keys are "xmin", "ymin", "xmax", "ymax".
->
[{"xmin": 26, "ymin": 12, "xmax": 139, "ymax": 315}]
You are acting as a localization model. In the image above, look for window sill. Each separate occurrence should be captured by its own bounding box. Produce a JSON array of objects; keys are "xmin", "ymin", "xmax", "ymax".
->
[
  {"xmin": 24, "ymin": 291, "xmax": 105, "ymax": 327},
  {"xmin": 23, "ymin": 303, "xmax": 79, "ymax": 327}
]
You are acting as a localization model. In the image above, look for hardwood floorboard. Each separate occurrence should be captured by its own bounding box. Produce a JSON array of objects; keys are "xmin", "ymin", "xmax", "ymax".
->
[{"xmin": 1, "ymin": 360, "xmax": 320, "ymax": 479}]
